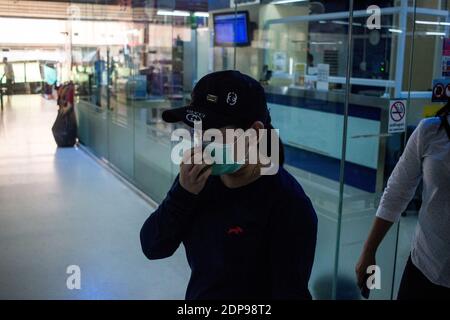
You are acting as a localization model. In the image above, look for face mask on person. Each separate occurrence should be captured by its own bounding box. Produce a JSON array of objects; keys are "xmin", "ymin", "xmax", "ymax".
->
[
  {"xmin": 188, "ymin": 126, "xmax": 260, "ymax": 176},
  {"xmin": 201, "ymin": 131, "xmax": 254, "ymax": 176},
  {"xmin": 204, "ymin": 140, "xmax": 244, "ymax": 175}
]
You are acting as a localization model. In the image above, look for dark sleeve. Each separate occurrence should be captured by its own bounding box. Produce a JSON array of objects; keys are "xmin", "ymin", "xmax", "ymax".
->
[
  {"xmin": 269, "ymin": 193, "xmax": 318, "ymax": 299},
  {"xmin": 140, "ymin": 176, "xmax": 198, "ymax": 260}
]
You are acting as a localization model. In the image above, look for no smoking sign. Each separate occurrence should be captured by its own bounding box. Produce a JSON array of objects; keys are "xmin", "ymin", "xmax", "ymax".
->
[{"xmin": 388, "ymin": 100, "xmax": 407, "ymax": 134}]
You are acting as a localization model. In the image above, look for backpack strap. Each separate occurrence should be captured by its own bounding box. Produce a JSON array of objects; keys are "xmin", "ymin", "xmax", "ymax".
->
[{"xmin": 436, "ymin": 101, "xmax": 450, "ymax": 140}]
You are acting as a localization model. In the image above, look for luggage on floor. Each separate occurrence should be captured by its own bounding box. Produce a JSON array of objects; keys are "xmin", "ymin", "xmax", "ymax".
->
[
  {"xmin": 52, "ymin": 108, "xmax": 77, "ymax": 147},
  {"xmin": 52, "ymin": 81, "xmax": 77, "ymax": 147}
]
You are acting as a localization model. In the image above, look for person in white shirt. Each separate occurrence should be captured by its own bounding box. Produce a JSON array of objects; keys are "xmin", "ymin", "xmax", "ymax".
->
[
  {"xmin": 356, "ymin": 101, "xmax": 450, "ymax": 300},
  {"xmin": 3, "ymin": 57, "xmax": 14, "ymax": 95}
]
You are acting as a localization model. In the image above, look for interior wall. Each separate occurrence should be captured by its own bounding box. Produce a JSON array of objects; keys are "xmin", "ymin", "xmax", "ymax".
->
[{"xmin": 403, "ymin": 35, "xmax": 438, "ymax": 92}]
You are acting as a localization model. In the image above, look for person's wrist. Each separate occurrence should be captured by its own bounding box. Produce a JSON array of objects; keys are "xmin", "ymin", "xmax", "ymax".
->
[
  {"xmin": 179, "ymin": 182, "xmax": 197, "ymax": 195},
  {"xmin": 363, "ymin": 244, "xmax": 377, "ymax": 256}
]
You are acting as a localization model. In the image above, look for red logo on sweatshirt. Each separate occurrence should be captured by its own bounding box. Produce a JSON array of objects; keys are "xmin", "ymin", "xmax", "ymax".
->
[{"xmin": 227, "ymin": 226, "xmax": 244, "ymax": 235}]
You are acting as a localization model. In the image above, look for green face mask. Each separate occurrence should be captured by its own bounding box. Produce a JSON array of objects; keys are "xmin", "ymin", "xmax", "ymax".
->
[
  {"xmin": 204, "ymin": 139, "xmax": 245, "ymax": 176},
  {"xmin": 211, "ymin": 162, "xmax": 242, "ymax": 175}
]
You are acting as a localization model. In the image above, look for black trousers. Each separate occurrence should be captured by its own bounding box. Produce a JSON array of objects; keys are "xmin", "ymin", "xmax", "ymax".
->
[
  {"xmin": 397, "ymin": 255, "xmax": 450, "ymax": 300},
  {"xmin": 6, "ymin": 79, "xmax": 13, "ymax": 95}
]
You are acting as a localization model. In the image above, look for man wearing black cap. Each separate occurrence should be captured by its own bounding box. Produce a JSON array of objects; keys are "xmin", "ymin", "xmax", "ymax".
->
[{"xmin": 140, "ymin": 70, "xmax": 318, "ymax": 300}]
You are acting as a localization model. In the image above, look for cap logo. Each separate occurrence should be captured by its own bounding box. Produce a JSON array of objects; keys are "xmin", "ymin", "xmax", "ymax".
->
[
  {"xmin": 206, "ymin": 94, "xmax": 218, "ymax": 103},
  {"xmin": 226, "ymin": 92, "xmax": 238, "ymax": 106},
  {"xmin": 185, "ymin": 110, "xmax": 205, "ymax": 123}
]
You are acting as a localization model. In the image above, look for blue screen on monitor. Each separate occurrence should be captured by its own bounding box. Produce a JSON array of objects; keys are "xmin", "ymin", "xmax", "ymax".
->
[{"xmin": 214, "ymin": 11, "xmax": 249, "ymax": 46}]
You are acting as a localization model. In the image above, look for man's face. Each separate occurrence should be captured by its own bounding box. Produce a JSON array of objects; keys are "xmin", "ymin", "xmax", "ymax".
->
[{"xmin": 3, "ymin": 58, "xmax": 6, "ymax": 63}]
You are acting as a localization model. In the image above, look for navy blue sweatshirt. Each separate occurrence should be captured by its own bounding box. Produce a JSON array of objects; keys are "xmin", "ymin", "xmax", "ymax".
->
[{"xmin": 140, "ymin": 167, "xmax": 318, "ymax": 300}]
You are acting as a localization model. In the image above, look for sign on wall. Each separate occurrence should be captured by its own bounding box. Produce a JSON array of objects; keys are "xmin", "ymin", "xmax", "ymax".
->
[
  {"xmin": 317, "ymin": 63, "xmax": 330, "ymax": 91},
  {"xmin": 294, "ymin": 63, "xmax": 306, "ymax": 88},
  {"xmin": 432, "ymin": 78, "xmax": 450, "ymax": 102},
  {"xmin": 388, "ymin": 100, "xmax": 407, "ymax": 134},
  {"xmin": 273, "ymin": 52, "xmax": 287, "ymax": 72}
]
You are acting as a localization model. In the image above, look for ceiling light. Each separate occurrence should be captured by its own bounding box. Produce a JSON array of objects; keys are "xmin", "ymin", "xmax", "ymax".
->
[
  {"xmin": 415, "ymin": 20, "xmax": 450, "ymax": 26},
  {"xmin": 157, "ymin": 10, "xmax": 190, "ymax": 17},
  {"xmin": 271, "ymin": 0, "xmax": 308, "ymax": 5},
  {"xmin": 425, "ymin": 31, "xmax": 446, "ymax": 36},
  {"xmin": 194, "ymin": 12, "xmax": 209, "ymax": 18}
]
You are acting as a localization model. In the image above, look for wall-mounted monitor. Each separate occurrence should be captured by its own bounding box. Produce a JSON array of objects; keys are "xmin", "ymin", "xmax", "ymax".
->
[{"xmin": 213, "ymin": 11, "xmax": 250, "ymax": 47}]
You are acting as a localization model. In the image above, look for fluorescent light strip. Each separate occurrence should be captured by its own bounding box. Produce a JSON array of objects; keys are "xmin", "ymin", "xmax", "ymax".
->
[
  {"xmin": 415, "ymin": 20, "xmax": 450, "ymax": 26},
  {"xmin": 156, "ymin": 10, "xmax": 190, "ymax": 17},
  {"xmin": 416, "ymin": 20, "xmax": 439, "ymax": 25},
  {"xmin": 425, "ymin": 31, "xmax": 446, "ymax": 36},
  {"xmin": 388, "ymin": 28, "xmax": 402, "ymax": 33},
  {"xmin": 332, "ymin": 20, "xmax": 362, "ymax": 27},
  {"xmin": 194, "ymin": 12, "xmax": 209, "ymax": 18},
  {"xmin": 311, "ymin": 41, "xmax": 338, "ymax": 45},
  {"xmin": 271, "ymin": 0, "xmax": 308, "ymax": 4}
]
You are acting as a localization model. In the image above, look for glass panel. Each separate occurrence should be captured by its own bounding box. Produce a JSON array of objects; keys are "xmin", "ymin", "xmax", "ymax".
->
[
  {"xmin": 12, "ymin": 63, "xmax": 25, "ymax": 83},
  {"xmin": 248, "ymin": 2, "xmax": 352, "ymax": 299},
  {"xmin": 25, "ymin": 62, "xmax": 42, "ymax": 82},
  {"xmin": 72, "ymin": 19, "xmax": 109, "ymax": 159},
  {"xmin": 132, "ymin": 1, "xmax": 190, "ymax": 202},
  {"xmin": 337, "ymin": 2, "xmax": 403, "ymax": 300},
  {"xmin": 336, "ymin": 0, "xmax": 450, "ymax": 300},
  {"xmin": 107, "ymin": 23, "xmax": 139, "ymax": 180}
]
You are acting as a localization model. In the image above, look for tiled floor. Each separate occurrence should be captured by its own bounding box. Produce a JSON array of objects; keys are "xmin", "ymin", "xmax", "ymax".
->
[{"xmin": 0, "ymin": 94, "xmax": 190, "ymax": 299}]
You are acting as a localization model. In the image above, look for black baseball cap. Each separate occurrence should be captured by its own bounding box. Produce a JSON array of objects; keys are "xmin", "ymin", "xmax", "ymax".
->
[{"xmin": 162, "ymin": 70, "xmax": 271, "ymax": 130}]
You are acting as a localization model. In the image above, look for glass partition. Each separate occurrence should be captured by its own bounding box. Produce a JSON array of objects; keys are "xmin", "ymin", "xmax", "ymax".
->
[
  {"xmin": 229, "ymin": 1, "xmax": 352, "ymax": 300},
  {"xmin": 133, "ymin": 15, "xmax": 181, "ymax": 202},
  {"xmin": 75, "ymin": 44, "xmax": 109, "ymax": 159},
  {"xmin": 71, "ymin": 0, "xmax": 449, "ymax": 299},
  {"xmin": 338, "ymin": 3, "xmax": 402, "ymax": 300}
]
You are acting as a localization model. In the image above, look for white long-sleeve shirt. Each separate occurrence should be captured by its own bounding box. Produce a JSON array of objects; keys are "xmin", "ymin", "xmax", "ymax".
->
[
  {"xmin": 4, "ymin": 62, "xmax": 14, "ymax": 80},
  {"xmin": 376, "ymin": 115, "xmax": 450, "ymax": 288}
]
